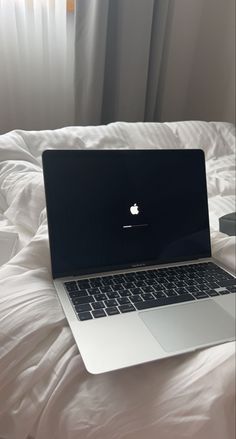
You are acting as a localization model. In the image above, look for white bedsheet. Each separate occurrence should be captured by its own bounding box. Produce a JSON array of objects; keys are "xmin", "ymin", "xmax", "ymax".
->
[{"xmin": 0, "ymin": 121, "xmax": 235, "ymax": 439}]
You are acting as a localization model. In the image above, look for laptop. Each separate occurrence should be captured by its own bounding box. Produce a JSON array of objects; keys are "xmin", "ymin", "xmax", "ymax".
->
[{"xmin": 42, "ymin": 149, "xmax": 235, "ymax": 374}]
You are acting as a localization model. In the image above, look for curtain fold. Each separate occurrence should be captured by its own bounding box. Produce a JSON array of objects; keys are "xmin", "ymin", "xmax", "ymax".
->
[
  {"xmin": 74, "ymin": 0, "xmax": 169, "ymax": 126},
  {"xmin": 0, "ymin": 0, "xmax": 75, "ymax": 133}
]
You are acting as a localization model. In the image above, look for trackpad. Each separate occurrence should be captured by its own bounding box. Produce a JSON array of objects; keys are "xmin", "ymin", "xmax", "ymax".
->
[{"xmin": 140, "ymin": 300, "xmax": 235, "ymax": 353}]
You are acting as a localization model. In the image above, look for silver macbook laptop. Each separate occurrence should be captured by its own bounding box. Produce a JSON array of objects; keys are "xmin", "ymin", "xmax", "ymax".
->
[{"xmin": 42, "ymin": 149, "xmax": 235, "ymax": 374}]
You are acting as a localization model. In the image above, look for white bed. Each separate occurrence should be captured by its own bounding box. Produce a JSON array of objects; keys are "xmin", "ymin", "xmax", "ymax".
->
[{"xmin": 0, "ymin": 121, "xmax": 235, "ymax": 439}]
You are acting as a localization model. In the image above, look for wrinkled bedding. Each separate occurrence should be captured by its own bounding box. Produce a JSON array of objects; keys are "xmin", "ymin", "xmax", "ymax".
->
[{"xmin": 0, "ymin": 121, "xmax": 235, "ymax": 439}]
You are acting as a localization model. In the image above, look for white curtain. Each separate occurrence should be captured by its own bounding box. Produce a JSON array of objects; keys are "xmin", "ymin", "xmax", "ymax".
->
[
  {"xmin": 74, "ymin": 0, "xmax": 170, "ymax": 125},
  {"xmin": 0, "ymin": 0, "xmax": 75, "ymax": 133}
]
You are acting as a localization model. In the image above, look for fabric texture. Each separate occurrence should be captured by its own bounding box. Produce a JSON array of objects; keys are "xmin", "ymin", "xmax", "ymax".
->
[
  {"xmin": 74, "ymin": 0, "xmax": 170, "ymax": 125},
  {"xmin": 0, "ymin": 121, "xmax": 235, "ymax": 439},
  {"xmin": 0, "ymin": 0, "xmax": 74, "ymax": 134}
]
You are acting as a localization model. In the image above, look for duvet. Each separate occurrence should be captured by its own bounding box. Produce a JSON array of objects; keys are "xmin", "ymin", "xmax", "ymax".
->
[{"xmin": 0, "ymin": 121, "xmax": 235, "ymax": 439}]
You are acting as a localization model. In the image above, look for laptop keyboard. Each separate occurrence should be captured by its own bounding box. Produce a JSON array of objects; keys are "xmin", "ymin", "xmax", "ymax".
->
[{"xmin": 63, "ymin": 262, "xmax": 236, "ymax": 321}]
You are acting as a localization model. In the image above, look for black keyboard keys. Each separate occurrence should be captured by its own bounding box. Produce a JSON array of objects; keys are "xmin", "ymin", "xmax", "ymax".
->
[
  {"xmin": 130, "ymin": 295, "xmax": 143, "ymax": 303},
  {"xmin": 92, "ymin": 301, "xmax": 105, "ymax": 310},
  {"xmin": 74, "ymin": 296, "xmax": 95, "ymax": 305},
  {"xmin": 119, "ymin": 304, "xmax": 136, "ymax": 313},
  {"xmin": 191, "ymin": 292, "xmax": 209, "ymax": 299},
  {"xmin": 135, "ymin": 294, "xmax": 195, "ymax": 310},
  {"xmin": 207, "ymin": 290, "xmax": 220, "ymax": 297},
  {"xmin": 75, "ymin": 304, "xmax": 92, "ymax": 313},
  {"xmin": 217, "ymin": 279, "xmax": 236, "ymax": 288},
  {"xmin": 106, "ymin": 307, "xmax": 120, "ymax": 316},
  {"xmin": 77, "ymin": 311, "xmax": 93, "ymax": 321},
  {"xmin": 92, "ymin": 309, "xmax": 106, "ymax": 318},
  {"xmin": 104, "ymin": 299, "xmax": 118, "ymax": 307},
  {"xmin": 64, "ymin": 281, "xmax": 78, "ymax": 292},
  {"xmin": 227, "ymin": 285, "xmax": 236, "ymax": 293},
  {"xmin": 65, "ymin": 263, "xmax": 235, "ymax": 322},
  {"xmin": 118, "ymin": 297, "xmax": 131, "ymax": 305}
]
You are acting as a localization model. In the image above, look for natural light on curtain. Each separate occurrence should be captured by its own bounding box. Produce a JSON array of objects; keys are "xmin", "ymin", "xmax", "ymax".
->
[{"xmin": 0, "ymin": 0, "xmax": 75, "ymax": 133}]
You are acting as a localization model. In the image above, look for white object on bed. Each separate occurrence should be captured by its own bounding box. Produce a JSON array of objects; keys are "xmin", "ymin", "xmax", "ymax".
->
[
  {"xmin": 0, "ymin": 121, "xmax": 235, "ymax": 439},
  {"xmin": 0, "ymin": 231, "xmax": 18, "ymax": 266}
]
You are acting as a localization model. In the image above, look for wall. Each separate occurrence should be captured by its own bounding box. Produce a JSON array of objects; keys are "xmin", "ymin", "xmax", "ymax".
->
[{"xmin": 158, "ymin": 0, "xmax": 235, "ymax": 124}]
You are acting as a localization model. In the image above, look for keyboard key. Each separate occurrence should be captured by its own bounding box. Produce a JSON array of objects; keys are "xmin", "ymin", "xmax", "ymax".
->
[
  {"xmin": 146, "ymin": 269, "xmax": 158, "ymax": 277},
  {"xmin": 68, "ymin": 290, "xmax": 88, "ymax": 299},
  {"xmin": 207, "ymin": 290, "xmax": 220, "ymax": 297},
  {"xmin": 92, "ymin": 309, "xmax": 106, "ymax": 318},
  {"xmin": 130, "ymin": 287, "xmax": 142, "ymax": 295},
  {"xmin": 77, "ymin": 311, "xmax": 92, "ymax": 321},
  {"xmin": 141, "ymin": 293, "xmax": 154, "ymax": 301},
  {"xmin": 224, "ymin": 273, "xmax": 235, "ymax": 279},
  {"xmin": 175, "ymin": 287, "xmax": 188, "ymax": 295},
  {"xmin": 130, "ymin": 295, "xmax": 143, "ymax": 303},
  {"xmin": 112, "ymin": 275, "xmax": 125, "ymax": 284},
  {"xmin": 153, "ymin": 282, "xmax": 164, "ymax": 289},
  {"xmin": 135, "ymin": 273, "xmax": 147, "ymax": 280},
  {"xmin": 75, "ymin": 289, "xmax": 88, "ymax": 297},
  {"xmin": 100, "ymin": 275, "xmax": 113, "ymax": 281},
  {"xmin": 198, "ymin": 284, "xmax": 210, "ymax": 291},
  {"xmin": 89, "ymin": 279, "xmax": 102, "ymax": 287},
  {"xmin": 112, "ymin": 284, "xmax": 125, "ymax": 291},
  {"xmin": 219, "ymin": 289, "xmax": 230, "ymax": 295},
  {"xmin": 162, "ymin": 282, "xmax": 174, "ymax": 289},
  {"xmin": 214, "ymin": 270, "xmax": 235, "ymax": 279},
  {"xmin": 153, "ymin": 287, "xmax": 166, "ymax": 294},
  {"xmin": 145, "ymin": 279, "xmax": 156, "ymax": 286},
  {"xmin": 186, "ymin": 286, "xmax": 199, "ymax": 293},
  {"xmin": 101, "ymin": 278, "xmax": 114, "ymax": 286},
  {"xmin": 119, "ymin": 290, "xmax": 132, "ymax": 297},
  {"xmin": 64, "ymin": 281, "xmax": 78, "ymax": 292},
  {"xmin": 105, "ymin": 299, "xmax": 118, "ymax": 307},
  {"xmin": 157, "ymin": 279, "xmax": 167, "ymax": 285},
  {"xmin": 94, "ymin": 293, "xmax": 107, "ymax": 301},
  {"xmin": 153, "ymin": 292, "xmax": 166, "ymax": 298},
  {"xmin": 106, "ymin": 292, "xmax": 120, "ymax": 299},
  {"xmin": 174, "ymin": 281, "xmax": 187, "ymax": 287},
  {"xmin": 187, "ymin": 274, "xmax": 200, "ymax": 279},
  {"xmin": 75, "ymin": 303, "xmax": 92, "ymax": 313},
  {"xmin": 205, "ymin": 282, "xmax": 220, "ymax": 289},
  {"xmin": 71, "ymin": 296, "xmax": 86, "ymax": 305},
  {"xmin": 191, "ymin": 292, "xmax": 209, "ymax": 299},
  {"xmin": 124, "ymin": 274, "xmax": 136, "ymax": 282},
  {"xmin": 165, "ymin": 282, "xmax": 177, "ymax": 289},
  {"xmin": 87, "ymin": 288, "xmax": 100, "ymax": 295},
  {"xmin": 184, "ymin": 280, "xmax": 195, "ymax": 286},
  {"xmin": 92, "ymin": 301, "xmax": 105, "ymax": 310},
  {"xmin": 165, "ymin": 289, "xmax": 178, "ymax": 297},
  {"xmin": 119, "ymin": 304, "xmax": 136, "ymax": 313},
  {"xmin": 77, "ymin": 280, "xmax": 90, "ymax": 289},
  {"xmin": 227, "ymin": 286, "xmax": 236, "ymax": 293},
  {"xmin": 106, "ymin": 307, "xmax": 120, "ymax": 316},
  {"xmin": 118, "ymin": 297, "xmax": 131, "ymax": 305},
  {"xmin": 218, "ymin": 280, "xmax": 236, "ymax": 287},
  {"xmin": 100, "ymin": 286, "xmax": 113, "ymax": 293},
  {"xmin": 135, "ymin": 294, "xmax": 195, "ymax": 310},
  {"xmin": 122, "ymin": 282, "xmax": 135, "ymax": 289},
  {"xmin": 135, "ymin": 280, "xmax": 148, "ymax": 287},
  {"xmin": 142, "ymin": 286, "xmax": 154, "ymax": 293},
  {"xmin": 74, "ymin": 296, "xmax": 95, "ymax": 305},
  {"xmin": 113, "ymin": 289, "xmax": 125, "ymax": 296}
]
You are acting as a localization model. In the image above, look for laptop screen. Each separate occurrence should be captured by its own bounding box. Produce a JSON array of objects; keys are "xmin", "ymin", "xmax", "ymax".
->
[{"xmin": 42, "ymin": 150, "xmax": 211, "ymax": 278}]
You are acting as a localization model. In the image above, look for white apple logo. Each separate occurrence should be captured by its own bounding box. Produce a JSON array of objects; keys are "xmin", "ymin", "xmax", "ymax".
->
[{"xmin": 130, "ymin": 203, "xmax": 139, "ymax": 215}]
